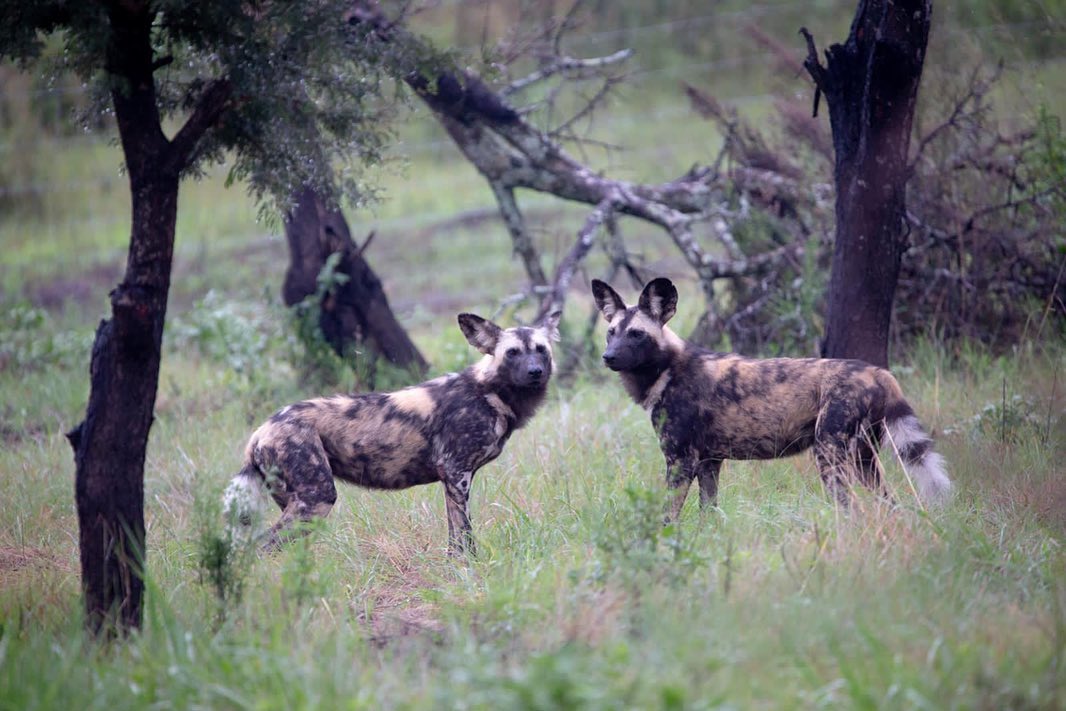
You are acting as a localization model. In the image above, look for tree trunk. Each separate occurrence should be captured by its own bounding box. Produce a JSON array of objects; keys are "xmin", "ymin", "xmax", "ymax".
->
[
  {"xmin": 68, "ymin": 170, "xmax": 177, "ymax": 634},
  {"xmin": 283, "ymin": 186, "xmax": 427, "ymax": 376},
  {"xmin": 802, "ymin": 0, "xmax": 931, "ymax": 367},
  {"xmin": 66, "ymin": 2, "xmax": 227, "ymax": 635},
  {"xmin": 67, "ymin": 22, "xmax": 179, "ymax": 629}
]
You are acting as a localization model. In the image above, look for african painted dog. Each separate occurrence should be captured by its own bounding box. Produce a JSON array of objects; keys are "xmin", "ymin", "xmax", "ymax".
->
[
  {"xmin": 591, "ymin": 277, "xmax": 951, "ymax": 520},
  {"xmin": 224, "ymin": 311, "xmax": 561, "ymax": 554}
]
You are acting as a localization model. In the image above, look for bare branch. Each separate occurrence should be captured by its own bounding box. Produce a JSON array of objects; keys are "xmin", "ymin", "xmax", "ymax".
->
[
  {"xmin": 166, "ymin": 77, "xmax": 232, "ymax": 174},
  {"xmin": 536, "ymin": 197, "xmax": 617, "ymax": 322},
  {"xmin": 746, "ymin": 24, "xmax": 805, "ymax": 77},
  {"xmin": 502, "ymin": 49, "xmax": 632, "ymax": 97},
  {"xmin": 798, "ymin": 27, "xmax": 826, "ymax": 117},
  {"xmin": 602, "ymin": 213, "xmax": 644, "ymax": 289},
  {"xmin": 549, "ymin": 73, "xmax": 627, "ymax": 140},
  {"xmin": 907, "ymin": 63, "xmax": 995, "ymax": 177},
  {"xmin": 490, "ymin": 182, "xmax": 548, "ymax": 287}
]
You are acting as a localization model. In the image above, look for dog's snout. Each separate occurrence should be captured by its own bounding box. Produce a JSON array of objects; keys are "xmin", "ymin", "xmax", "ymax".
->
[{"xmin": 527, "ymin": 365, "xmax": 543, "ymax": 379}]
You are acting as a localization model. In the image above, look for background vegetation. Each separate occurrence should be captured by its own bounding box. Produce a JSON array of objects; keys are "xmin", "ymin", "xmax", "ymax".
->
[{"xmin": 1, "ymin": 0, "xmax": 1064, "ymax": 707}]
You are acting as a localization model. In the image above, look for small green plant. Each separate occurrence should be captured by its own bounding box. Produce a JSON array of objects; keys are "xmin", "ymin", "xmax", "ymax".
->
[
  {"xmin": 284, "ymin": 252, "xmax": 362, "ymax": 392},
  {"xmin": 194, "ymin": 484, "xmax": 255, "ymax": 628},
  {"xmin": 0, "ymin": 302, "xmax": 91, "ymax": 373},
  {"xmin": 280, "ymin": 523, "xmax": 328, "ymax": 612},
  {"xmin": 283, "ymin": 252, "xmax": 423, "ymax": 393},
  {"xmin": 170, "ymin": 290, "xmax": 273, "ymax": 377},
  {"xmin": 590, "ymin": 484, "xmax": 706, "ymax": 585},
  {"xmin": 944, "ymin": 392, "xmax": 1050, "ymax": 444}
]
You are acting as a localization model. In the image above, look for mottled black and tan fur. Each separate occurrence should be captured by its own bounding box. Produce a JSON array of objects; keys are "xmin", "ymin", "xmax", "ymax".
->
[
  {"xmin": 225, "ymin": 311, "xmax": 561, "ymax": 554},
  {"xmin": 591, "ymin": 277, "xmax": 951, "ymax": 520}
]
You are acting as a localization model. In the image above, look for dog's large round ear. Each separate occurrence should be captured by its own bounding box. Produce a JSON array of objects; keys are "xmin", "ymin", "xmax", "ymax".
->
[
  {"xmin": 591, "ymin": 279, "xmax": 627, "ymax": 321},
  {"xmin": 537, "ymin": 310, "xmax": 562, "ymax": 342},
  {"xmin": 638, "ymin": 277, "xmax": 678, "ymax": 324},
  {"xmin": 458, "ymin": 313, "xmax": 502, "ymax": 354}
]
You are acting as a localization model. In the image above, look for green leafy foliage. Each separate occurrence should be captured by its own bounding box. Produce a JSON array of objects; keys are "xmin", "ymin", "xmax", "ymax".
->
[
  {"xmin": 0, "ymin": 302, "xmax": 91, "ymax": 373},
  {"xmin": 0, "ymin": 0, "xmax": 452, "ymax": 216},
  {"xmin": 170, "ymin": 290, "xmax": 272, "ymax": 377},
  {"xmin": 194, "ymin": 481, "xmax": 254, "ymax": 629},
  {"xmin": 1034, "ymin": 105, "xmax": 1066, "ymax": 229},
  {"xmin": 588, "ymin": 484, "xmax": 707, "ymax": 586},
  {"xmin": 284, "ymin": 251, "xmax": 363, "ymax": 392},
  {"xmin": 943, "ymin": 392, "xmax": 1053, "ymax": 444}
]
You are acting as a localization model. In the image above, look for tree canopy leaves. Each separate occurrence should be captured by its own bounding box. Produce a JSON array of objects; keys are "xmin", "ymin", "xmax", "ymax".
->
[{"xmin": 0, "ymin": 0, "xmax": 448, "ymax": 215}]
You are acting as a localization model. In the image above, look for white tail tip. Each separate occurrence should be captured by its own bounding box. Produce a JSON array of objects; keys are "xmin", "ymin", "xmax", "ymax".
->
[
  {"xmin": 912, "ymin": 451, "xmax": 952, "ymax": 505},
  {"xmin": 223, "ymin": 474, "xmax": 267, "ymax": 541}
]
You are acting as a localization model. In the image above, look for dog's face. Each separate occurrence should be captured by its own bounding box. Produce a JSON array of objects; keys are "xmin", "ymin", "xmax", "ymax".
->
[
  {"xmin": 458, "ymin": 311, "xmax": 561, "ymax": 389},
  {"xmin": 591, "ymin": 278, "xmax": 678, "ymax": 372}
]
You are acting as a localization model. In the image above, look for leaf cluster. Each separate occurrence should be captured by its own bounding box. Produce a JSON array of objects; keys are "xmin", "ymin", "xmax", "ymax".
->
[{"xmin": 0, "ymin": 0, "xmax": 452, "ymax": 214}]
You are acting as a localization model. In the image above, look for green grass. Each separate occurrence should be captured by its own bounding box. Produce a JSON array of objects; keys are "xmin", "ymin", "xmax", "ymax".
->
[
  {"xmin": 1, "ymin": 302, "xmax": 1065, "ymax": 708},
  {"xmin": 2, "ymin": 4, "xmax": 1065, "ymax": 707}
]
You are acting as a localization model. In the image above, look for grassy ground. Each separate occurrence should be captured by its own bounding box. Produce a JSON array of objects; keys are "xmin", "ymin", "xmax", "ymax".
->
[
  {"xmin": 2, "ymin": 5, "xmax": 1066, "ymax": 709},
  {"xmin": 1, "ymin": 319, "xmax": 1064, "ymax": 709}
]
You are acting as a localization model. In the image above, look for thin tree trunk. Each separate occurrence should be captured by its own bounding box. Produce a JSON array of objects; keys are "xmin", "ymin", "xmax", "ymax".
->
[
  {"xmin": 802, "ymin": 0, "xmax": 931, "ymax": 367},
  {"xmin": 67, "ymin": 29, "xmax": 179, "ymax": 631},
  {"xmin": 66, "ymin": 2, "xmax": 230, "ymax": 635},
  {"xmin": 68, "ymin": 171, "xmax": 177, "ymax": 634}
]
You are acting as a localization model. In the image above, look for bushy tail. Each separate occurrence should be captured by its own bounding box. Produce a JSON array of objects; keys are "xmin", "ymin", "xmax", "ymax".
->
[
  {"xmin": 223, "ymin": 465, "xmax": 268, "ymax": 542},
  {"xmin": 886, "ymin": 413, "xmax": 952, "ymax": 505}
]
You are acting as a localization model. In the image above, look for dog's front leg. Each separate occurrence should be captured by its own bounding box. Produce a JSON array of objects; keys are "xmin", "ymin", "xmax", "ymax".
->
[
  {"xmin": 442, "ymin": 469, "xmax": 476, "ymax": 556},
  {"xmin": 664, "ymin": 456, "xmax": 696, "ymax": 524},
  {"xmin": 696, "ymin": 459, "xmax": 723, "ymax": 510}
]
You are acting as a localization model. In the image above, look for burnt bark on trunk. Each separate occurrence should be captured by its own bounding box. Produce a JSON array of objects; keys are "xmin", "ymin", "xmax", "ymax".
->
[
  {"xmin": 68, "ymin": 172, "xmax": 176, "ymax": 634},
  {"xmin": 66, "ymin": 3, "xmax": 231, "ymax": 636},
  {"xmin": 282, "ymin": 186, "xmax": 427, "ymax": 375},
  {"xmin": 802, "ymin": 0, "xmax": 931, "ymax": 367},
  {"xmin": 66, "ymin": 5, "xmax": 175, "ymax": 635}
]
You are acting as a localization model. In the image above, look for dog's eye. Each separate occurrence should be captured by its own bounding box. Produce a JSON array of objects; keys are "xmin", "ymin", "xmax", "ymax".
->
[
  {"xmin": 535, "ymin": 344, "xmax": 547, "ymax": 354},
  {"xmin": 606, "ymin": 327, "xmax": 616, "ymax": 339},
  {"xmin": 506, "ymin": 347, "xmax": 521, "ymax": 357},
  {"xmin": 627, "ymin": 329, "xmax": 644, "ymax": 340}
]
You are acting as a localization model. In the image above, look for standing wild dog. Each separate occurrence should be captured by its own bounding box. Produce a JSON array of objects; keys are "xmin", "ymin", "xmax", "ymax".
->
[
  {"xmin": 591, "ymin": 277, "xmax": 951, "ymax": 519},
  {"xmin": 225, "ymin": 311, "xmax": 561, "ymax": 554}
]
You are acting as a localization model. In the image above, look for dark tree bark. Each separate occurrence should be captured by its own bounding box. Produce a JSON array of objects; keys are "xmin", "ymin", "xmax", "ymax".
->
[
  {"xmin": 66, "ymin": 3, "xmax": 230, "ymax": 635},
  {"xmin": 802, "ymin": 0, "xmax": 932, "ymax": 367},
  {"xmin": 283, "ymin": 186, "xmax": 427, "ymax": 375}
]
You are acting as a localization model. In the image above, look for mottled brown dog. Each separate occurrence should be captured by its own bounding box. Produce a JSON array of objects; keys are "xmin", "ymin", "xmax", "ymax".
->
[
  {"xmin": 225, "ymin": 311, "xmax": 560, "ymax": 554},
  {"xmin": 592, "ymin": 277, "xmax": 951, "ymax": 519}
]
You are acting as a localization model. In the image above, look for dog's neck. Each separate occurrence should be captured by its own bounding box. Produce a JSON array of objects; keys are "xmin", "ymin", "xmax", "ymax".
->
[
  {"xmin": 487, "ymin": 382, "xmax": 549, "ymax": 431},
  {"xmin": 616, "ymin": 327, "xmax": 683, "ymax": 408},
  {"xmin": 618, "ymin": 361, "xmax": 671, "ymax": 407}
]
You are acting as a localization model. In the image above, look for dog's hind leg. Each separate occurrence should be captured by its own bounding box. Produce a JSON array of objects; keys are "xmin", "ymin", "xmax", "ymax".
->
[
  {"xmin": 813, "ymin": 403, "xmax": 860, "ymax": 507},
  {"xmin": 258, "ymin": 433, "xmax": 338, "ymax": 551},
  {"xmin": 855, "ymin": 422, "xmax": 893, "ymax": 502}
]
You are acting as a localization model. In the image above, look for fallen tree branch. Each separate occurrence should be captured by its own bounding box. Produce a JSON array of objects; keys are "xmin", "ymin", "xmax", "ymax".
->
[
  {"xmin": 502, "ymin": 49, "xmax": 632, "ymax": 97},
  {"xmin": 535, "ymin": 197, "xmax": 617, "ymax": 322}
]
